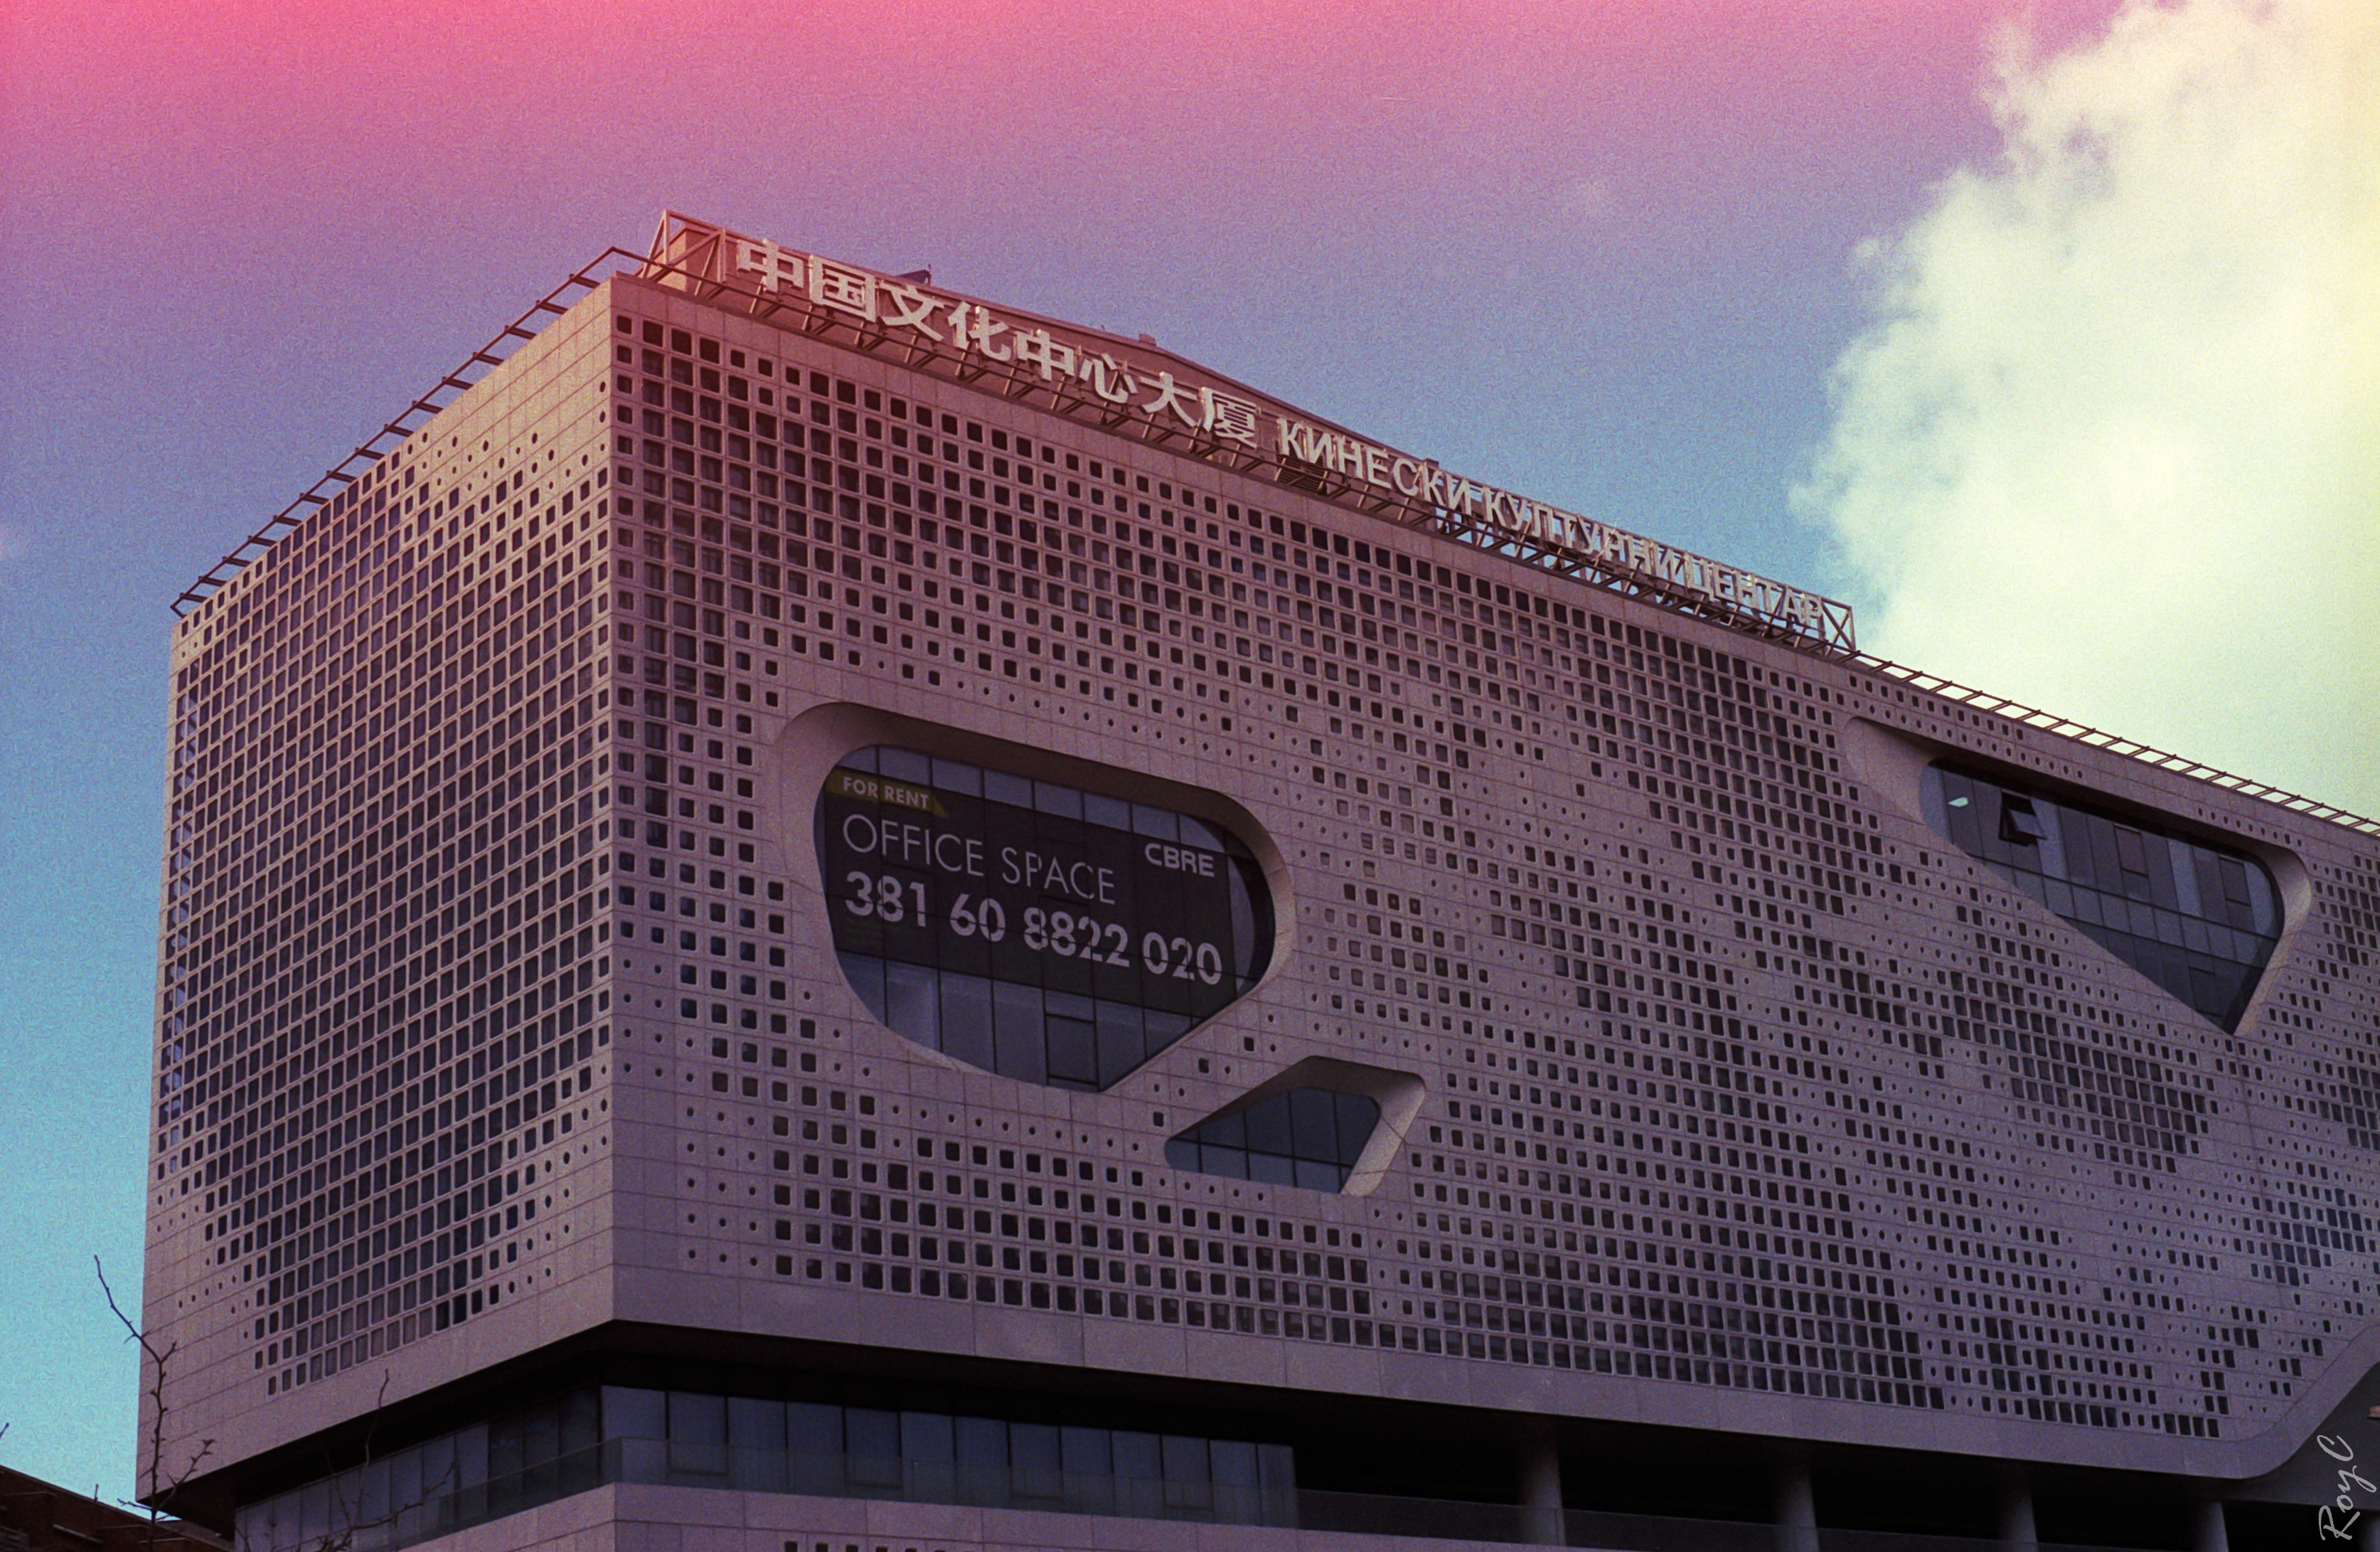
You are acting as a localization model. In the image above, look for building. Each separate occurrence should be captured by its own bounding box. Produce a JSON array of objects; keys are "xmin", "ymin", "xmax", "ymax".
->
[
  {"xmin": 0, "ymin": 1465, "xmax": 228, "ymax": 1552},
  {"xmin": 142, "ymin": 213, "xmax": 2380, "ymax": 1552}
]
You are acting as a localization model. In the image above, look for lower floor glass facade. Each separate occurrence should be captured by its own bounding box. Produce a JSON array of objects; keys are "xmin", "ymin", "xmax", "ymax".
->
[{"xmin": 234, "ymin": 1381, "xmax": 1296, "ymax": 1552}]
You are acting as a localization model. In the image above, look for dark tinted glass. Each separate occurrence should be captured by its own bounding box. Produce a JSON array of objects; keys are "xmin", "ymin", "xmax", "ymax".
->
[
  {"xmin": 1164, "ymin": 1088, "xmax": 1382, "ymax": 1191},
  {"xmin": 1922, "ymin": 762, "xmax": 2280, "ymax": 1031},
  {"xmin": 816, "ymin": 747, "xmax": 1274, "ymax": 1090}
]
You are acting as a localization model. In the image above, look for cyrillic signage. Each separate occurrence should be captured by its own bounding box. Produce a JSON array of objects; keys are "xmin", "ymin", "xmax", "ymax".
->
[{"xmin": 649, "ymin": 214, "xmax": 1853, "ymax": 652}]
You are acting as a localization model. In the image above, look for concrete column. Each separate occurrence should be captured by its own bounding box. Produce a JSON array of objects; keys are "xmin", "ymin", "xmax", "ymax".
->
[
  {"xmin": 1994, "ymin": 1465, "xmax": 2038, "ymax": 1552},
  {"xmin": 1517, "ymin": 1422, "xmax": 1563, "ymax": 1546},
  {"xmin": 2193, "ymin": 1498, "xmax": 2229, "ymax": 1552},
  {"xmin": 1773, "ymin": 1454, "xmax": 1819, "ymax": 1552}
]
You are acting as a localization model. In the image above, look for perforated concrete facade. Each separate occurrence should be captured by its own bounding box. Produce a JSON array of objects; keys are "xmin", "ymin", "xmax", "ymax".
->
[{"xmin": 144, "ymin": 218, "xmax": 2380, "ymax": 1551}]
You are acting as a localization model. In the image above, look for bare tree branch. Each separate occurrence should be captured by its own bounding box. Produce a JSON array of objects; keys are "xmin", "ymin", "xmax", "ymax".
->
[
  {"xmin": 96, "ymin": 1256, "xmax": 214, "ymax": 1552},
  {"xmin": 95, "ymin": 1267, "xmax": 441, "ymax": 1552}
]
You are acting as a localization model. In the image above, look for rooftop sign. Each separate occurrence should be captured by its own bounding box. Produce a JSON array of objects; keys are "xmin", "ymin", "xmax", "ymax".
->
[{"xmin": 646, "ymin": 214, "xmax": 1855, "ymax": 652}]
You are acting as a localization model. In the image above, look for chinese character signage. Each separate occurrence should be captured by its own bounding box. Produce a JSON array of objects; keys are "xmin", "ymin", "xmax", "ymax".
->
[{"xmin": 662, "ymin": 213, "xmax": 1852, "ymax": 651}]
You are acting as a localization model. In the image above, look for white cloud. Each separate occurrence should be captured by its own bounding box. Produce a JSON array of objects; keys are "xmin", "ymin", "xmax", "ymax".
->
[{"xmin": 1797, "ymin": 0, "xmax": 2380, "ymax": 817}]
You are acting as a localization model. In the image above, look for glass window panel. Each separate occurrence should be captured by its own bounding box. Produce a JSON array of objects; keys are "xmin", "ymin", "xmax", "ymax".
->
[
  {"xmin": 883, "ymin": 961, "xmax": 941, "ymax": 1051},
  {"xmin": 991, "ymin": 979, "xmax": 1048, "ymax": 1085},
  {"xmin": 845, "ymin": 1407, "xmax": 900, "ymax": 1460},
  {"xmin": 838, "ymin": 949, "xmax": 886, "ymax": 1010},
  {"xmin": 2113, "ymin": 824, "xmax": 2147, "ymax": 873},
  {"xmin": 954, "ymin": 1415, "xmax": 1008, "ymax": 1467},
  {"xmin": 387, "ymin": 1450, "xmax": 424, "ymax": 1513},
  {"xmin": 1112, "ymin": 1430, "xmax": 1163, "ymax": 1479},
  {"xmin": 2204, "ymin": 851, "xmax": 2238, "ymax": 913},
  {"xmin": 1010, "ymin": 1421, "xmax": 1062, "ymax": 1472},
  {"xmin": 560, "ymin": 1389, "xmax": 599, "ymax": 1455},
  {"xmin": 1248, "ymin": 1150, "xmax": 1298, "ymax": 1186},
  {"xmin": 939, "ymin": 974, "xmax": 995, "ymax": 1072},
  {"xmin": 728, "ymin": 1439, "xmax": 787, "ymax": 1494},
  {"xmin": 1243, "ymin": 1095, "xmax": 1293, "ymax": 1155},
  {"xmin": 1259, "ymin": 1442, "xmax": 1298, "ymax": 1501},
  {"xmin": 1997, "ymin": 794, "xmax": 2045, "ymax": 846},
  {"xmin": 522, "ymin": 1401, "xmax": 560, "ymax": 1467},
  {"xmin": 1288, "ymin": 1088, "xmax": 1338, "ymax": 1159},
  {"xmin": 2209, "ymin": 847, "xmax": 2246, "ymax": 909},
  {"xmin": 2086, "ymin": 817, "xmax": 2123, "ymax": 894},
  {"xmin": 669, "ymin": 1391, "xmax": 727, "ymax": 1444},
  {"xmin": 1941, "ymin": 777, "xmax": 1980, "ymax": 854},
  {"xmin": 2175, "ymin": 848, "xmax": 2210, "ymax": 918},
  {"xmin": 1046, "ymin": 1016, "xmax": 1099, "ymax": 1087},
  {"xmin": 1061, "ymin": 1425, "xmax": 1112, "ymax": 1477},
  {"xmin": 487, "ymin": 1413, "xmax": 525, "ymax": 1480},
  {"xmin": 728, "ymin": 1397, "xmax": 785, "ymax": 1450},
  {"xmin": 786, "ymin": 1403, "xmax": 844, "ymax": 1455},
  {"xmin": 929, "ymin": 756, "xmax": 981, "ymax": 796},
  {"xmin": 1163, "ymin": 1435, "xmax": 1215, "ymax": 1509},
  {"xmin": 1202, "ymin": 1108, "xmax": 1248, "ymax": 1149},
  {"xmin": 1032, "ymin": 780, "xmax": 1083, "ymax": 819},
  {"xmin": 1976, "ymin": 809, "xmax": 2012, "ymax": 869},
  {"xmin": 1229, "ymin": 876, "xmax": 1260, "ymax": 977},
  {"xmin": 2146, "ymin": 836, "xmax": 2182, "ymax": 912},
  {"xmin": 452, "ymin": 1425, "xmax": 489, "ymax": 1488},
  {"xmin": 1210, "ymin": 1438, "xmax": 1259, "ymax": 1487},
  {"xmin": 355, "ymin": 1461, "xmax": 390, "ymax": 1531},
  {"xmin": 982, "ymin": 768, "xmax": 1035, "ymax": 807},
  {"xmin": 297, "ymin": 1482, "xmax": 330, "ymax": 1549},
  {"xmin": 2243, "ymin": 861, "xmax": 2279, "ymax": 932},
  {"xmin": 1094, "ymin": 1001, "xmax": 1148, "ymax": 1088},
  {"xmin": 2034, "ymin": 805, "xmax": 2072, "ymax": 878},
  {"xmin": 1334, "ymin": 1093, "xmax": 1382, "ymax": 1162},
  {"xmin": 900, "ymin": 1411, "xmax": 954, "ymax": 1463},
  {"xmin": 1292, "ymin": 1157, "xmax": 1342, "ymax": 1190},
  {"xmin": 667, "ymin": 1394, "xmax": 727, "ymax": 1477}
]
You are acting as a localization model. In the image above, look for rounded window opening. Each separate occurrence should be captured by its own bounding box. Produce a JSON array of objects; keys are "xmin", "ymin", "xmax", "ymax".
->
[
  {"xmin": 815, "ymin": 746, "xmax": 1274, "ymax": 1089},
  {"xmin": 1922, "ymin": 762, "xmax": 2280, "ymax": 1031}
]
